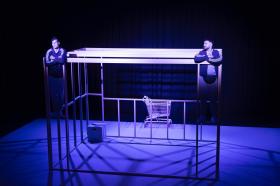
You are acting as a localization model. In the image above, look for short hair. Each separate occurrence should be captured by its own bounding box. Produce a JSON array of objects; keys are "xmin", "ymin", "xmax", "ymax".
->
[
  {"xmin": 204, "ymin": 39, "xmax": 213, "ymax": 45},
  {"xmin": 51, "ymin": 36, "xmax": 59, "ymax": 42}
]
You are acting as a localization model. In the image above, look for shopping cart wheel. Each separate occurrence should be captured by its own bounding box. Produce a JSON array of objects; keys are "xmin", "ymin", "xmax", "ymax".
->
[
  {"xmin": 144, "ymin": 121, "xmax": 148, "ymax": 128},
  {"xmin": 167, "ymin": 119, "xmax": 172, "ymax": 127}
]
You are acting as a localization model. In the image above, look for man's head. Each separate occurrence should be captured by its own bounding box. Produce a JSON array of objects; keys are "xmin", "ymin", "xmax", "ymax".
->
[
  {"xmin": 203, "ymin": 40, "xmax": 213, "ymax": 50},
  {"xmin": 51, "ymin": 37, "xmax": 60, "ymax": 49}
]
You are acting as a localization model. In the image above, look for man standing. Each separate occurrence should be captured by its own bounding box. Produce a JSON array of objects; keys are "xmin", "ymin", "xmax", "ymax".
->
[
  {"xmin": 45, "ymin": 37, "xmax": 66, "ymax": 118},
  {"xmin": 194, "ymin": 39, "xmax": 222, "ymax": 124}
]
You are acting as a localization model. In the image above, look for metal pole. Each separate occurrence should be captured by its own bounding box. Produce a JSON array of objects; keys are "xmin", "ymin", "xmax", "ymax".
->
[
  {"xmin": 84, "ymin": 64, "xmax": 89, "ymax": 126},
  {"xmin": 196, "ymin": 64, "xmax": 200, "ymax": 177},
  {"xmin": 200, "ymin": 124, "xmax": 203, "ymax": 141},
  {"xmin": 117, "ymin": 99, "xmax": 120, "ymax": 137},
  {"xmin": 134, "ymin": 100, "xmax": 136, "ymax": 137},
  {"xmin": 183, "ymin": 102, "xmax": 186, "ymax": 140},
  {"xmin": 43, "ymin": 57, "xmax": 53, "ymax": 170},
  {"xmin": 70, "ymin": 63, "xmax": 77, "ymax": 147},
  {"xmin": 63, "ymin": 64, "xmax": 70, "ymax": 170},
  {"xmin": 150, "ymin": 103, "xmax": 152, "ymax": 139},
  {"xmin": 198, "ymin": 65, "xmax": 203, "ymax": 141},
  {"xmin": 101, "ymin": 62, "xmax": 105, "ymax": 121},
  {"xmin": 167, "ymin": 101, "xmax": 169, "ymax": 139},
  {"xmin": 78, "ymin": 64, "xmax": 84, "ymax": 142},
  {"xmin": 57, "ymin": 117, "xmax": 62, "ymax": 161},
  {"xmin": 216, "ymin": 65, "xmax": 222, "ymax": 180}
]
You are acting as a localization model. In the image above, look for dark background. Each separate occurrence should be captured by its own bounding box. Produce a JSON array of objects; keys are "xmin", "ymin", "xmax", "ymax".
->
[{"xmin": 1, "ymin": 0, "xmax": 279, "ymax": 136}]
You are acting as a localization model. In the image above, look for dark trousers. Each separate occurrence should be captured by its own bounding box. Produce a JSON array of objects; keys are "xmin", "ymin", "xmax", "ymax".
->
[
  {"xmin": 198, "ymin": 75, "xmax": 218, "ymax": 123},
  {"xmin": 48, "ymin": 76, "xmax": 64, "ymax": 115}
]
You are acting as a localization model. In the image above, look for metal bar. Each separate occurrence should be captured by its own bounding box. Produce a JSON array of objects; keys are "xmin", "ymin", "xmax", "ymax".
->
[
  {"xmin": 183, "ymin": 102, "xmax": 186, "ymax": 140},
  {"xmin": 103, "ymin": 97, "xmax": 198, "ymax": 102},
  {"xmin": 43, "ymin": 57, "xmax": 53, "ymax": 170},
  {"xmin": 62, "ymin": 64, "xmax": 70, "ymax": 170},
  {"xmin": 134, "ymin": 100, "xmax": 136, "ymax": 138},
  {"xmin": 78, "ymin": 64, "xmax": 84, "ymax": 142},
  {"xmin": 52, "ymin": 168, "xmax": 215, "ymax": 181},
  {"xmin": 84, "ymin": 63, "xmax": 89, "ymax": 126},
  {"xmin": 65, "ymin": 94, "xmax": 87, "ymax": 107},
  {"xmin": 67, "ymin": 48, "xmax": 209, "ymax": 58},
  {"xmin": 200, "ymin": 125, "xmax": 203, "ymax": 141},
  {"xmin": 105, "ymin": 135, "xmax": 217, "ymax": 143},
  {"xmin": 150, "ymin": 103, "xmax": 152, "ymax": 139},
  {"xmin": 71, "ymin": 63, "xmax": 77, "ymax": 147},
  {"xmin": 67, "ymin": 58, "xmax": 204, "ymax": 64},
  {"xmin": 196, "ymin": 111, "xmax": 199, "ymax": 177},
  {"xmin": 167, "ymin": 101, "xmax": 169, "ymax": 139},
  {"xmin": 183, "ymin": 102, "xmax": 186, "ymax": 124},
  {"xmin": 198, "ymin": 64, "xmax": 203, "ymax": 141},
  {"xmin": 196, "ymin": 64, "xmax": 200, "ymax": 177},
  {"xmin": 87, "ymin": 93, "xmax": 102, "ymax": 96},
  {"xmin": 117, "ymin": 99, "xmax": 120, "ymax": 137},
  {"xmin": 57, "ymin": 117, "xmax": 62, "ymax": 161},
  {"xmin": 216, "ymin": 65, "xmax": 222, "ymax": 180},
  {"xmin": 101, "ymin": 63, "xmax": 105, "ymax": 121}
]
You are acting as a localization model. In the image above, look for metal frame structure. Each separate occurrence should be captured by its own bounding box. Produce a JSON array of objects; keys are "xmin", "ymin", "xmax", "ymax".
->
[{"xmin": 43, "ymin": 48, "xmax": 222, "ymax": 180}]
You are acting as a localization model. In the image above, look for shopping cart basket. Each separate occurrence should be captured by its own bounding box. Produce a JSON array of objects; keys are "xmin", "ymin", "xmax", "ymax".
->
[{"xmin": 142, "ymin": 96, "xmax": 172, "ymax": 127}]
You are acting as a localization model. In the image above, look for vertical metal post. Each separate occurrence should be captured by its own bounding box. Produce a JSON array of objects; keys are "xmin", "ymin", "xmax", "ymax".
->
[
  {"xmin": 117, "ymin": 99, "xmax": 120, "ymax": 137},
  {"xmin": 78, "ymin": 63, "xmax": 84, "ymax": 142},
  {"xmin": 167, "ymin": 101, "xmax": 169, "ymax": 139},
  {"xmin": 71, "ymin": 63, "xmax": 77, "ymax": 147},
  {"xmin": 200, "ymin": 124, "xmax": 203, "ymax": 141},
  {"xmin": 150, "ymin": 103, "xmax": 152, "ymax": 139},
  {"xmin": 43, "ymin": 57, "xmax": 53, "ymax": 170},
  {"xmin": 216, "ymin": 64, "xmax": 222, "ymax": 180},
  {"xmin": 183, "ymin": 102, "xmax": 186, "ymax": 140},
  {"xmin": 62, "ymin": 64, "xmax": 70, "ymax": 170},
  {"xmin": 101, "ymin": 62, "xmax": 105, "ymax": 121},
  {"xmin": 198, "ymin": 65, "xmax": 203, "ymax": 141},
  {"xmin": 196, "ymin": 64, "xmax": 200, "ymax": 177},
  {"xmin": 57, "ymin": 117, "xmax": 62, "ymax": 161},
  {"xmin": 84, "ymin": 64, "xmax": 89, "ymax": 126},
  {"xmin": 134, "ymin": 100, "xmax": 136, "ymax": 137}
]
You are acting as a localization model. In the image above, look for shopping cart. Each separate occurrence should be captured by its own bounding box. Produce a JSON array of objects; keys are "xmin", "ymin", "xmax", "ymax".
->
[{"xmin": 142, "ymin": 96, "xmax": 172, "ymax": 127}]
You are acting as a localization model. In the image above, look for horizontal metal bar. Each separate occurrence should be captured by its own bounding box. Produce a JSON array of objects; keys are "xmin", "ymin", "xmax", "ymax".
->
[
  {"xmin": 63, "ymin": 95, "xmax": 202, "ymax": 108},
  {"xmin": 52, "ymin": 168, "xmax": 215, "ymax": 181},
  {"xmin": 87, "ymin": 93, "xmax": 102, "ymax": 96},
  {"xmin": 103, "ymin": 97, "xmax": 199, "ymax": 102},
  {"xmin": 63, "ymin": 94, "xmax": 87, "ymax": 107},
  {"xmin": 67, "ymin": 48, "xmax": 222, "ymax": 59},
  {"xmin": 88, "ymin": 96, "xmax": 216, "ymax": 104},
  {"xmin": 67, "ymin": 58, "xmax": 212, "ymax": 64},
  {"xmin": 104, "ymin": 97, "xmax": 143, "ymax": 101},
  {"xmin": 105, "ymin": 135, "xmax": 217, "ymax": 143}
]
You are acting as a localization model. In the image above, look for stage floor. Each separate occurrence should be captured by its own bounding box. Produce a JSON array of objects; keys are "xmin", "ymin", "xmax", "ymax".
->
[{"xmin": 0, "ymin": 119, "xmax": 279, "ymax": 185}]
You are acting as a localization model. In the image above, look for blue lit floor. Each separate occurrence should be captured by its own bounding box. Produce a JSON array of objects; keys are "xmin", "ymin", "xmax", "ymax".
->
[{"xmin": 0, "ymin": 119, "xmax": 279, "ymax": 185}]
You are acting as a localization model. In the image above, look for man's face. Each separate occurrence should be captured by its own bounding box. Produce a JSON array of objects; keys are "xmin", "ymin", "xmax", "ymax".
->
[
  {"xmin": 52, "ymin": 39, "xmax": 60, "ymax": 49},
  {"xmin": 203, "ymin": 40, "xmax": 213, "ymax": 50}
]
